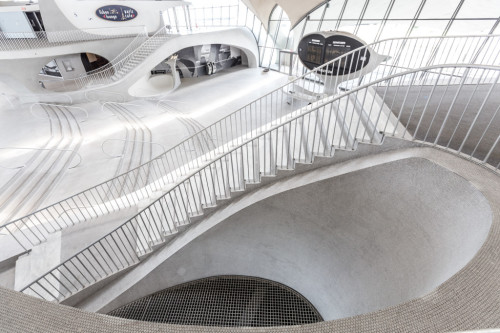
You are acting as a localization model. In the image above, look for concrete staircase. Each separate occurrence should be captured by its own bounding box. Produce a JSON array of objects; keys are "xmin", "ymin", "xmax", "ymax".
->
[{"xmin": 18, "ymin": 87, "xmax": 407, "ymax": 302}]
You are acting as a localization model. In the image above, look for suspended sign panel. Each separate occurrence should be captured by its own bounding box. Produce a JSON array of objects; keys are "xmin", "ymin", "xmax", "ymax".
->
[
  {"xmin": 96, "ymin": 5, "xmax": 137, "ymax": 21},
  {"xmin": 298, "ymin": 32, "xmax": 370, "ymax": 75}
]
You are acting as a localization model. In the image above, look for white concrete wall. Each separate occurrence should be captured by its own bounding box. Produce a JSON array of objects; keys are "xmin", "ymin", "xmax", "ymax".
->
[
  {"xmin": 0, "ymin": 37, "xmax": 135, "ymax": 94},
  {"xmin": 39, "ymin": 0, "xmax": 188, "ymax": 34},
  {"xmin": 85, "ymin": 155, "xmax": 492, "ymax": 320},
  {"xmin": 55, "ymin": 54, "xmax": 87, "ymax": 79}
]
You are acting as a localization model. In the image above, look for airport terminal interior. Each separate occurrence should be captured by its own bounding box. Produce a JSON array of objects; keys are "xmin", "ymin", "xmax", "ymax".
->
[{"xmin": 0, "ymin": 0, "xmax": 499, "ymax": 332}]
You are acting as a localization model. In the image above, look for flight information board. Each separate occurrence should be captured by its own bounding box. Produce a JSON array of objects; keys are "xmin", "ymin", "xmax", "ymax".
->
[
  {"xmin": 298, "ymin": 32, "xmax": 370, "ymax": 75},
  {"xmin": 305, "ymin": 43, "xmax": 323, "ymax": 65}
]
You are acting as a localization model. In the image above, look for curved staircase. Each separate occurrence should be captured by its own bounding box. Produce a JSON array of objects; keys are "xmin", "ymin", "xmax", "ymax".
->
[{"xmin": 18, "ymin": 63, "xmax": 500, "ymax": 301}]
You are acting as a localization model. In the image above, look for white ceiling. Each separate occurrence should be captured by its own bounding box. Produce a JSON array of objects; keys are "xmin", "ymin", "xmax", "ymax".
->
[{"xmin": 242, "ymin": 0, "xmax": 327, "ymax": 29}]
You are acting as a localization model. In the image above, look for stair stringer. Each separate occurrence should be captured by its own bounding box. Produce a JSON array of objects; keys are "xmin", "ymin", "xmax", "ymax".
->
[{"xmin": 67, "ymin": 137, "xmax": 422, "ymax": 311}]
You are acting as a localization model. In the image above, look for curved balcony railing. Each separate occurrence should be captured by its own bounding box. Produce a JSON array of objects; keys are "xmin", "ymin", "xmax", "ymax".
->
[
  {"xmin": 39, "ymin": 26, "xmax": 171, "ymax": 91},
  {"xmin": 38, "ymin": 3, "xmax": 259, "ymax": 92},
  {"xmin": 0, "ymin": 26, "xmax": 147, "ymax": 52},
  {"xmin": 19, "ymin": 64, "xmax": 500, "ymax": 301},
  {"xmin": 1, "ymin": 35, "xmax": 499, "ymax": 254}
]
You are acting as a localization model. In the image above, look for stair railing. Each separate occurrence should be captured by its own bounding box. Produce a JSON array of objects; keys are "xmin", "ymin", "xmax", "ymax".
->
[
  {"xmin": 1, "ymin": 35, "xmax": 498, "ymax": 253},
  {"xmin": 19, "ymin": 64, "xmax": 500, "ymax": 301},
  {"xmin": 0, "ymin": 26, "xmax": 147, "ymax": 52},
  {"xmin": 39, "ymin": 27, "xmax": 170, "ymax": 91}
]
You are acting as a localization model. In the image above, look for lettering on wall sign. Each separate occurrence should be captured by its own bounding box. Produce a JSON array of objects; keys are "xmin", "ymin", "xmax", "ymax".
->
[{"xmin": 95, "ymin": 5, "xmax": 138, "ymax": 22}]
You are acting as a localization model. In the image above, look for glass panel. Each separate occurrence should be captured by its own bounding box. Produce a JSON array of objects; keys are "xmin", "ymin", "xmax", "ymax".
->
[
  {"xmin": 237, "ymin": 5, "xmax": 247, "ymax": 26},
  {"xmin": 253, "ymin": 20, "xmax": 263, "ymax": 44},
  {"xmin": 230, "ymin": 5, "xmax": 238, "ymax": 25},
  {"xmin": 410, "ymin": 20, "xmax": 448, "ymax": 36},
  {"xmin": 364, "ymin": 0, "xmax": 392, "ymax": 19},
  {"xmin": 319, "ymin": 20, "xmax": 338, "ymax": 31},
  {"xmin": 260, "ymin": 47, "xmax": 273, "ymax": 67},
  {"xmin": 342, "ymin": 0, "xmax": 367, "ymax": 19},
  {"xmin": 378, "ymin": 20, "xmax": 412, "ymax": 39},
  {"xmin": 269, "ymin": 48, "xmax": 280, "ymax": 70},
  {"xmin": 258, "ymin": 24, "xmax": 268, "ymax": 46},
  {"xmin": 247, "ymin": 10, "xmax": 256, "ymax": 29},
  {"xmin": 222, "ymin": 6, "xmax": 231, "ymax": 25},
  {"xmin": 356, "ymin": 21, "xmax": 382, "ymax": 43},
  {"xmin": 419, "ymin": 0, "xmax": 461, "ymax": 19},
  {"xmin": 308, "ymin": 4, "xmax": 326, "ymax": 20},
  {"xmin": 276, "ymin": 20, "xmax": 291, "ymax": 49},
  {"xmin": 204, "ymin": 7, "xmax": 212, "ymax": 25},
  {"xmin": 269, "ymin": 21, "xmax": 279, "ymax": 39},
  {"xmin": 323, "ymin": 0, "xmax": 346, "ymax": 20},
  {"xmin": 388, "ymin": 0, "xmax": 423, "ymax": 19},
  {"xmin": 302, "ymin": 19, "xmax": 320, "ymax": 36},
  {"xmin": 193, "ymin": 8, "xmax": 203, "ymax": 27},
  {"xmin": 270, "ymin": 6, "xmax": 282, "ymax": 21},
  {"xmin": 456, "ymin": 0, "xmax": 500, "ymax": 18},
  {"xmin": 447, "ymin": 19, "xmax": 497, "ymax": 35},
  {"xmin": 290, "ymin": 22, "xmax": 305, "ymax": 50},
  {"xmin": 336, "ymin": 20, "xmax": 357, "ymax": 34},
  {"xmin": 175, "ymin": 7, "xmax": 187, "ymax": 28}
]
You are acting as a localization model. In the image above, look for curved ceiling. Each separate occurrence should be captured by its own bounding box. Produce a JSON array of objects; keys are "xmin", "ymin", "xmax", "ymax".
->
[{"xmin": 242, "ymin": 0, "xmax": 327, "ymax": 30}]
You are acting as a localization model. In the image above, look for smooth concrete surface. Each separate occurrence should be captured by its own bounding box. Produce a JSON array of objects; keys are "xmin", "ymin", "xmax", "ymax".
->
[
  {"xmin": 128, "ymin": 72, "xmax": 179, "ymax": 98},
  {"xmin": 41, "ymin": 0, "xmax": 188, "ymax": 35},
  {"xmin": 79, "ymin": 27, "xmax": 260, "ymax": 104},
  {"xmin": 77, "ymin": 146, "xmax": 492, "ymax": 320},
  {"xmin": 0, "ymin": 145, "xmax": 499, "ymax": 332},
  {"xmin": 378, "ymin": 84, "xmax": 500, "ymax": 167},
  {"xmin": 13, "ymin": 206, "xmax": 138, "ymax": 291},
  {"xmin": 0, "ymin": 27, "xmax": 257, "ymax": 100},
  {"xmin": 0, "ymin": 67, "xmax": 287, "ymax": 223},
  {"xmin": 0, "ymin": 37, "xmax": 136, "ymax": 95},
  {"xmin": 0, "ymin": 67, "xmax": 289, "ymax": 280}
]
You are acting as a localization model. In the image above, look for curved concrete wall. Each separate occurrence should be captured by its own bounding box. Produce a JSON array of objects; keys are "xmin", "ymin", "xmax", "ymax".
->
[
  {"xmin": 94, "ymin": 155, "xmax": 491, "ymax": 320},
  {"xmin": 107, "ymin": 27, "xmax": 259, "ymax": 100},
  {"xmin": 1, "ymin": 147, "xmax": 500, "ymax": 332},
  {"xmin": 39, "ymin": 0, "xmax": 188, "ymax": 34}
]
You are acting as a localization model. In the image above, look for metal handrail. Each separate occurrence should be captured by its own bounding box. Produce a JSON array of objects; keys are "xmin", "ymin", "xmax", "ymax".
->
[
  {"xmin": 20, "ymin": 64, "xmax": 500, "ymax": 301},
  {"xmin": 41, "ymin": 27, "xmax": 172, "ymax": 92},
  {"xmin": 0, "ymin": 26, "xmax": 147, "ymax": 52},
  {"xmin": 37, "ymin": 3, "xmax": 257, "ymax": 92},
  {"xmin": 1, "ymin": 35, "xmax": 499, "ymax": 253}
]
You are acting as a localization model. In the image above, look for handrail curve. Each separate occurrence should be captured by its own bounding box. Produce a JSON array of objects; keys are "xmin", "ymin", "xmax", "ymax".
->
[
  {"xmin": 0, "ymin": 26, "xmax": 147, "ymax": 52},
  {"xmin": 2, "ymin": 35, "xmax": 500, "ymax": 253},
  {"xmin": 19, "ymin": 64, "xmax": 500, "ymax": 301}
]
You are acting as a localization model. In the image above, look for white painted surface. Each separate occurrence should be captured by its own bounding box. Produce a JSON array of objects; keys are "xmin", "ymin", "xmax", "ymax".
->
[
  {"xmin": 49, "ymin": 0, "xmax": 188, "ymax": 34},
  {"xmin": 77, "ymin": 148, "xmax": 494, "ymax": 319}
]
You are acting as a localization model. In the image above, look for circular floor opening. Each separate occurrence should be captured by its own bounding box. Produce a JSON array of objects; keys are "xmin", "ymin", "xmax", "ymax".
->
[{"xmin": 107, "ymin": 275, "xmax": 323, "ymax": 327}]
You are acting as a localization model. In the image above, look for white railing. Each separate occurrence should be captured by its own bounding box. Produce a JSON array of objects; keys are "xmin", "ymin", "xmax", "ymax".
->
[
  {"xmin": 20, "ymin": 64, "xmax": 500, "ymax": 301},
  {"xmin": 39, "ymin": 27, "xmax": 171, "ymax": 92},
  {"xmin": 2, "ymin": 35, "xmax": 499, "ymax": 254},
  {"xmin": 283, "ymin": 34, "xmax": 500, "ymax": 85},
  {"xmin": 0, "ymin": 26, "xmax": 147, "ymax": 52},
  {"xmin": 38, "ymin": 2, "xmax": 260, "ymax": 92}
]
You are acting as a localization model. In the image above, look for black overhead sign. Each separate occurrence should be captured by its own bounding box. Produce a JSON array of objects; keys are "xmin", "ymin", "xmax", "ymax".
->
[{"xmin": 96, "ymin": 5, "xmax": 138, "ymax": 21}]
